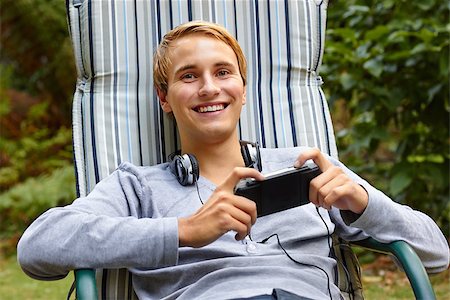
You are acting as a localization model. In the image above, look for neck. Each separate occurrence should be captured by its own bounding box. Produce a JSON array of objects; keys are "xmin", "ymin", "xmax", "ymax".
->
[{"xmin": 181, "ymin": 136, "xmax": 244, "ymax": 185}]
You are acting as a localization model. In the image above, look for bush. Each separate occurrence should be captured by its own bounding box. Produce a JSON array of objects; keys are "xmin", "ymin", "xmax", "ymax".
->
[
  {"xmin": 0, "ymin": 165, "xmax": 76, "ymax": 255},
  {"xmin": 0, "ymin": 96, "xmax": 73, "ymax": 190},
  {"xmin": 322, "ymin": 0, "xmax": 449, "ymax": 233}
]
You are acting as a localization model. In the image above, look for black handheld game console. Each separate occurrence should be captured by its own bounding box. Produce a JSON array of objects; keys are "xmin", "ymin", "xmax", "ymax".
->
[{"xmin": 234, "ymin": 163, "xmax": 322, "ymax": 217}]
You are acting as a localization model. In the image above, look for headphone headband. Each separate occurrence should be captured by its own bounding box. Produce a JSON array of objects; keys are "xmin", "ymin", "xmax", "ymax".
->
[
  {"xmin": 169, "ymin": 140, "xmax": 262, "ymax": 186},
  {"xmin": 239, "ymin": 140, "xmax": 262, "ymax": 172}
]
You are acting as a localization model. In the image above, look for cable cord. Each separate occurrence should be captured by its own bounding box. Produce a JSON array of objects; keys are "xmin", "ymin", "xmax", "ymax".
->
[
  {"xmin": 194, "ymin": 177, "xmax": 204, "ymax": 205},
  {"xmin": 255, "ymin": 208, "xmax": 338, "ymax": 299},
  {"xmin": 193, "ymin": 180, "xmax": 342, "ymax": 299},
  {"xmin": 315, "ymin": 207, "xmax": 354, "ymax": 299},
  {"xmin": 257, "ymin": 233, "xmax": 333, "ymax": 300},
  {"xmin": 67, "ymin": 280, "xmax": 76, "ymax": 300},
  {"xmin": 315, "ymin": 207, "xmax": 332, "ymax": 250}
]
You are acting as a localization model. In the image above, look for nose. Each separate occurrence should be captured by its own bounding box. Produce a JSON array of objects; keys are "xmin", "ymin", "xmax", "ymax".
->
[{"xmin": 198, "ymin": 76, "xmax": 220, "ymax": 97}]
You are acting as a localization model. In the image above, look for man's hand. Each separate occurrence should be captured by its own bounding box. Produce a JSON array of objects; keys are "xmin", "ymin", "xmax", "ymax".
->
[
  {"xmin": 178, "ymin": 167, "xmax": 264, "ymax": 248},
  {"xmin": 294, "ymin": 148, "xmax": 368, "ymax": 214}
]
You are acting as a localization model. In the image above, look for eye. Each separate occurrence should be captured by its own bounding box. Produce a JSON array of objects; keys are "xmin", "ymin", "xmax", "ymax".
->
[
  {"xmin": 217, "ymin": 69, "xmax": 230, "ymax": 77},
  {"xmin": 181, "ymin": 73, "xmax": 196, "ymax": 82}
]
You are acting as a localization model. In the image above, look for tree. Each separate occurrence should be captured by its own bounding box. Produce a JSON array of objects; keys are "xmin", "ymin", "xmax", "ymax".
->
[{"xmin": 322, "ymin": 0, "xmax": 449, "ymax": 233}]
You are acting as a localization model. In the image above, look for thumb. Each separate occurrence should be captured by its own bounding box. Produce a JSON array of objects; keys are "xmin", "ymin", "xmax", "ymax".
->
[
  {"xmin": 218, "ymin": 167, "xmax": 265, "ymax": 192},
  {"xmin": 294, "ymin": 148, "xmax": 333, "ymax": 171}
]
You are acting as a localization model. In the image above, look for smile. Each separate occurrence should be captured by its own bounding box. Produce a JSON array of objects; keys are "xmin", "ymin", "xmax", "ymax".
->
[{"xmin": 195, "ymin": 103, "xmax": 227, "ymax": 113}]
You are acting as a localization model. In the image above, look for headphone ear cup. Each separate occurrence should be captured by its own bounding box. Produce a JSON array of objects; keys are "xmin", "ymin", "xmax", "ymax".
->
[
  {"xmin": 186, "ymin": 153, "xmax": 200, "ymax": 184},
  {"xmin": 171, "ymin": 153, "xmax": 200, "ymax": 186},
  {"xmin": 171, "ymin": 155, "xmax": 186, "ymax": 186}
]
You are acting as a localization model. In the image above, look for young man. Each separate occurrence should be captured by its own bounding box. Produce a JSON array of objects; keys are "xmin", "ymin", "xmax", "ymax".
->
[{"xmin": 18, "ymin": 21, "xmax": 448, "ymax": 300}]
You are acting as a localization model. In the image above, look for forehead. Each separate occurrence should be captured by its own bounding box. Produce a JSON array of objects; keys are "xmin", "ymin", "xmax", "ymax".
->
[{"xmin": 168, "ymin": 33, "xmax": 238, "ymax": 67}]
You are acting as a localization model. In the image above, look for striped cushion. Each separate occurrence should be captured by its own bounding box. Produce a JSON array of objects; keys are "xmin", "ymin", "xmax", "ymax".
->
[{"xmin": 67, "ymin": 0, "xmax": 336, "ymax": 298}]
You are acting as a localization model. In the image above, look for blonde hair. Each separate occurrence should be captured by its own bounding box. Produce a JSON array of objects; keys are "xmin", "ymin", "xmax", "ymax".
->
[{"xmin": 153, "ymin": 20, "xmax": 247, "ymax": 94}]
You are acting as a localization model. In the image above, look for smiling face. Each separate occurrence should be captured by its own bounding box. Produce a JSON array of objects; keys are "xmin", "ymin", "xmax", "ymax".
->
[{"xmin": 157, "ymin": 34, "xmax": 246, "ymax": 149}]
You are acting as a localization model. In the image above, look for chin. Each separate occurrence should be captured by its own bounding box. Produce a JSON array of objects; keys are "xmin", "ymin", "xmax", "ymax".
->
[{"xmin": 196, "ymin": 127, "xmax": 236, "ymax": 143}]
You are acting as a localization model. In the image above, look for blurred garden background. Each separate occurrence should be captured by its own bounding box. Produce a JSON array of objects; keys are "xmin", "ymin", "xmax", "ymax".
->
[{"xmin": 0, "ymin": 0, "xmax": 448, "ymax": 299}]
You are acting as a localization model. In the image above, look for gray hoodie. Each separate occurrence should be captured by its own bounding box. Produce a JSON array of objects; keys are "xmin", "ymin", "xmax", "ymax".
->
[{"xmin": 17, "ymin": 147, "xmax": 449, "ymax": 299}]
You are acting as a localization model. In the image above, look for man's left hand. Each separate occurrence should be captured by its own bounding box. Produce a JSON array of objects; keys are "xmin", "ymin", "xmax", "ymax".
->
[{"xmin": 294, "ymin": 148, "xmax": 368, "ymax": 214}]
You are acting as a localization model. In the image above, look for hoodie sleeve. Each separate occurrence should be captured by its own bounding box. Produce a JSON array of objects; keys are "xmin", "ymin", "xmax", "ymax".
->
[
  {"xmin": 17, "ymin": 165, "xmax": 179, "ymax": 280},
  {"xmin": 328, "ymin": 156, "xmax": 449, "ymax": 274}
]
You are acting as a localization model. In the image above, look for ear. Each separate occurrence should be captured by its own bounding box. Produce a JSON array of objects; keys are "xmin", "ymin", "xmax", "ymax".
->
[
  {"xmin": 157, "ymin": 88, "xmax": 173, "ymax": 113},
  {"xmin": 241, "ymin": 88, "xmax": 247, "ymax": 105}
]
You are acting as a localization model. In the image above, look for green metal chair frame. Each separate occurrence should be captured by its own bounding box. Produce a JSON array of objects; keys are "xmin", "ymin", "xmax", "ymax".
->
[{"xmin": 74, "ymin": 237, "xmax": 436, "ymax": 300}]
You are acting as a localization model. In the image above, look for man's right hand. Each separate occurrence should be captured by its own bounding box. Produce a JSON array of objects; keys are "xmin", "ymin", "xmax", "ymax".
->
[{"xmin": 178, "ymin": 167, "xmax": 264, "ymax": 248}]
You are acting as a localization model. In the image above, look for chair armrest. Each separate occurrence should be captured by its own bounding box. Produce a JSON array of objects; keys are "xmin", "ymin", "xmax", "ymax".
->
[
  {"xmin": 352, "ymin": 237, "xmax": 436, "ymax": 300},
  {"xmin": 73, "ymin": 238, "xmax": 436, "ymax": 299},
  {"xmin": 75, "ymin": 269, "xmax": 98, "ymax": 300}
]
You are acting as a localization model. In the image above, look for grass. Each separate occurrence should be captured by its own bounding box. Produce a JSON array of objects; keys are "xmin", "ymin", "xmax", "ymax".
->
[
  {"xmin": 0, "ymin": 254, "xmax": 73, "ymax": 300},
  {"xmin": 1, "ymin": 252, "xmax": 448, "ymax": 299},
  {"xmin": 361, "ymin": 264, "xmax": 449, "ymax": 299},
  {"xmin": 359, "ymin": 252, "xmax": 450, "ymax": 299}
]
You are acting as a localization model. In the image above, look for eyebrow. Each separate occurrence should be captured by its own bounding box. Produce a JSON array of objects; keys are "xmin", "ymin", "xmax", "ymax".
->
[
  {"xmin": 174, "ymin": 64, "xmax": 196, "ymax": 77},
  {"xmin": 174, "ymin": 61, "xmax": 236, "ymax": 77}
]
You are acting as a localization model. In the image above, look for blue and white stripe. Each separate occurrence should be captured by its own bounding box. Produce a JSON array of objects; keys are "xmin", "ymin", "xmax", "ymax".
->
[{"xmin": 67, "ymin": 0, "xmax": 336, "ymax": 298}]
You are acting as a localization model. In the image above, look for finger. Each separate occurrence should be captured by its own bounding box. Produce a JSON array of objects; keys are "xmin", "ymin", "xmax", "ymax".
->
[
  {"xmin": 233, "ymin": 195, "xmax": 257, "ymax": 225},
  {"xmin": 319, "ymin": 184, "xmax": 348, "ymax": 210},
  {"xmin": 317, "ymin": 173, "xmax": 348, "ymax": 203},
  {"xmin": 207, "ymin": 190, "xmax": 257, "ymax": 226},
  {"xmin": 322, "ymin": 184, "xmax": 349, "ymax": 210},
  {"xmin": 215, "ymin": 196, "xmax": 255, "ymax": 228},
  {"xmin": 213, "ymin": 204, "xmax": 253, "ymax": 240},
  {"xmin": 211, "ymin": 190, "xmax": 257, "ymax": 225},
  {"xmin": 219, "ymin": 167, "xmax": 265, "ymax": 192},
  {"xmin": 323, "ymin": 182, "xmax": 368, "ymax": 213},
  {"xmin": 294, "ymin": 148, "xmax": 333, "ymax": 172},
  {"xmin": 309, "ymin": 166, "xmax": 344, "ymax": 206},
  {"xmin": 227, "ymin": 206, "xmax": 254, "ymax": 240}
]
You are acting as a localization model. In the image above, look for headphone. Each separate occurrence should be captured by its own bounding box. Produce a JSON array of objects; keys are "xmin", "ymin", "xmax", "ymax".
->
[{"xmin": 168, "ymin": 140, "xmax": 262, "ymax": 186}]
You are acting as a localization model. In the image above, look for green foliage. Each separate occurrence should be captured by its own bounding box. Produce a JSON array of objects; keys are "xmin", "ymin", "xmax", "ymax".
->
[
  {"xmin": 0, "ymin": 0, "xmax": 75, "ymax": 191},
  {"xmin": 0, "ymin": 93, "xmax": 74, "ymax": 254},
  {"xmin": 0, "ymin": 0, "xmax": 76, "ymax": 120},
  {"xmin": 0, "ymin": 166, "xmax": 76, "ymax": 255},
  {"xmin": 0, "ymin": 100, "xmax": 73, "ymax": 190},
  {"xmin": 0, "ymin": 0, "xmax": 76, "ymax": 255},
  {"xmin": 322, "ymin": 0, "xmax": 449, "ymax": 233}
]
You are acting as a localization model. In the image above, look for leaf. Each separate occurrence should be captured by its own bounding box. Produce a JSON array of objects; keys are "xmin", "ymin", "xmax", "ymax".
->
[
  {"xmin": 0, "ymin": 98, "xmax": 11, "ymax": 116},
  {"xmin": 390, "ymin": 172, "xmax": 413, "ymax": 196},
  {"xmin": 407, "ymin": 154, "xmax": 445, "ymax": 164},
  {"xmin": 328, "ymin": 28, "xmax": 358, "ymax": 43},
  {"xmin": 426, "ymin": 154, "xmax": 445, "ymax": 164},
  {"xmin": 427, "ymin": 83, "xmax": 443, "ymax": 102},
  {"xmin": 416, "ymin": 0, "xmax": 436, "ymax": 11},
  {"xmin": 387, "ymin": 30, "xmax": 411, "ymax": 43},
  {"xmin": 28, "ymin": 101, "xmax": 49, "ymax": 120},
  {"xmin": 356, "ymin": 43, "xmax": 371, "ymax": 59},
  {"xmin": 411, "ymin": 43, "xmax": 428, "ymax": 55},
  {"xmin": 343, "ymin": 5, "xmax": 370, "ymax": 19},
  {"xmin": 407, "ymin": 155, "xmax": 426, "ymax": 163},
  {"xmin": 363, "ymin": 57, "xmax": 383, "ymax": 78},
  {"xmin": 415, "ymin": 28, "xmax": 436, "ymax": 43},
  {"xmin": 339, "ymin": 73, "xmax": 356, "ymax": 91},
  {"xmin": 365, "ymin": 26, "xmax": 390, "ymax": 41}
]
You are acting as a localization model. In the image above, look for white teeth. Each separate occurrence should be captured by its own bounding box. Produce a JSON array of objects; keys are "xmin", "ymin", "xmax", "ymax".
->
[{"xmin": 198, "ymin": 104, "xmax": 225, "ymax": 113}]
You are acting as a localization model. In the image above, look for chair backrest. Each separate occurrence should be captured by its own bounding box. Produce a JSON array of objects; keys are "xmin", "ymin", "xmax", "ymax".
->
[{"xmin": 67, "ymin": 0, "xmax": 337, "ymax": 298}]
